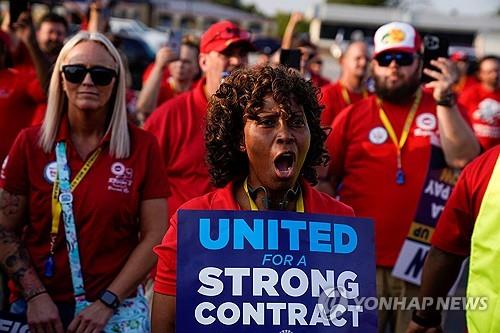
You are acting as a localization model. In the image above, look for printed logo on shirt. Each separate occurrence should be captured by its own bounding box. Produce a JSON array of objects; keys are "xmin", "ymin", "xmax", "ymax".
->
[
  {"xmin": 416, "ymin": 113, "xmax": 437, "ymax": 131},
  {"xmin": 108, "ymin": 162, "xmax": 133, "ymax": 193},
  {"xmin": 473, "ymin": 98, "xmax": 500, "ymax": 125},
  {"xmin": 43, "ymin": 161, "xmax": 57, "ymax": 184},
  {"xmin": 369, "ymin": 126, "xmax": 388, "ymax": 144},
  {"xmin": 0, "ymin": 156, "xmax": 8, "ymax": 180}
]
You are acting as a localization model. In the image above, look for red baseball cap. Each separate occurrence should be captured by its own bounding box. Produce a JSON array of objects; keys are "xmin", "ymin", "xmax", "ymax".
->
[{"xmin": 200, "ymin": 20, "xmax": 254, "ymax": 54}]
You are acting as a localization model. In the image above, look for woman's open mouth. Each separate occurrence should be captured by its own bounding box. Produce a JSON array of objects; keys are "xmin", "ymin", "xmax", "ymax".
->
[{"xmin": 273, "ymin": 151, "xmax": 296, "ymax": 179}]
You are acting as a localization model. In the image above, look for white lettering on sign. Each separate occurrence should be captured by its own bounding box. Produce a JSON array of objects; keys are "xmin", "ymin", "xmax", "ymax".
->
[
  {"xmin": 424, "ymin": 180, "xmax": 451, "ymax": 200},
  {"xmin": 431, "ymin": 203, "xmax": 445, "ymax": 219}
]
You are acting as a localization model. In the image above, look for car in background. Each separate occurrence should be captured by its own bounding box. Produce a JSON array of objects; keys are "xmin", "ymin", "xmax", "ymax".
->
[{"xmin": 109, "ymin": 17, "xmax": 167, "ymax": 52}]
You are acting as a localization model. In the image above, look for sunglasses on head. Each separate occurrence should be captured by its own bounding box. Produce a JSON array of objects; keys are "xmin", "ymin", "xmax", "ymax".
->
[
  {"xmin": 376, "ymin": 52, "xmax": 415, "ymax": 67},
  {"xmin": 62, "ymin": 65, "xmax": 117, "ymax": 86}
]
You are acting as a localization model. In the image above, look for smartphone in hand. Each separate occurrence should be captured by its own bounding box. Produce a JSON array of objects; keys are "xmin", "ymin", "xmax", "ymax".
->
[
  {"xmin": 167, "ymin": 30, "xmax": 182, "ymax": 59},
  {"xmin": 421, "ymin": 34, "xmax": 449, "ymax": 83}
]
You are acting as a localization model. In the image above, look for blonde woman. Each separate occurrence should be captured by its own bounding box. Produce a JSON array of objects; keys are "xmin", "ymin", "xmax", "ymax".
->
[{"xmin": 0, "ymin": 32, "xmax": 168, "ymax": 332}]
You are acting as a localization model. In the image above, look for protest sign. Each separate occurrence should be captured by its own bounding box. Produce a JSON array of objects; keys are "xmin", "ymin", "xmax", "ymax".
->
[{"xmin": 177, "ymin": 210, "xmax": 377, "ymax": 332}]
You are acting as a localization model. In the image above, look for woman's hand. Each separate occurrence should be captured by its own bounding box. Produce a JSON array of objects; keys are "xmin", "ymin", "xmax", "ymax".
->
[
  {"xmin": 67, "ymin": 301, "xmax": 114, "ymax": 333},
  {"xmin": 27, "ymin": 293, "xmax": 64, "ymax": 333}
]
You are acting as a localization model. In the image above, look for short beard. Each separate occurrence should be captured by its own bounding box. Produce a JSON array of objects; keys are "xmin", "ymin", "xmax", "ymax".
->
[{"xmin": 374, "ymin": 71, "xmax": 421, "ymax": 104}]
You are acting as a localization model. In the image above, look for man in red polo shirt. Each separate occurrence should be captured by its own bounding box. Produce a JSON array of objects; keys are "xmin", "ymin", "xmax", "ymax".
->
[
  {"xmin": 320, "ymin": 40, "xmax": 369, "ymax": 126},
  {"xmin": 144, "ymin": 20, "xmax": 254, "ymax": 221},
  {"xmin": 319, "ymin": 21, "xmax": 480, "ymax": 332},
  {"xmin": 458, "ymin": 55, "xmax": 500, "ymax": 151}
]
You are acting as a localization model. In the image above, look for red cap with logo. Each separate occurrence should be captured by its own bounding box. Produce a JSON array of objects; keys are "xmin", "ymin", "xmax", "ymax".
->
[
  {"xmin": 200, "ymin": 20, "xmax": 254, "ymax": 54},
  {"xmin": 373, "ymin": 22, "xmax": 421, "ymax": 57}
]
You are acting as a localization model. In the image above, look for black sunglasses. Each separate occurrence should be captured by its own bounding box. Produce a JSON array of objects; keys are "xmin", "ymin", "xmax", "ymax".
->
[
  {"xmin": 376, "ymin": 52, "xmax": 415, "ymax": 67},
  {"xmin": 62, "ymin": 65, "xmax": 117, "ymax": 86}
]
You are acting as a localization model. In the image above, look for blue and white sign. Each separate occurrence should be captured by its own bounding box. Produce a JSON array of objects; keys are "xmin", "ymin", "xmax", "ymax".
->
[{"xmin": 177, "ymin": 210, "xmax": 377, "ymax": 332}]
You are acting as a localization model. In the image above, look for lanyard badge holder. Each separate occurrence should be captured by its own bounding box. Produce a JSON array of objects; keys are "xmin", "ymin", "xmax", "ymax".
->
[
  {"xmin": 45, "ymin": 143, "xmax": 101, "ymax": 280},
  {"xmin": 377, "ymin": 89, "xmax": 422, "ymax": 185}
]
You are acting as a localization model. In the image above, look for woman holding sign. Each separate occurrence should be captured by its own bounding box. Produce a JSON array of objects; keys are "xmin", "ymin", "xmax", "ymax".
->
[
  {"xmin": 0, "ymin": 32, "xmax": 167, "ymax": 332},
  {"xmin": 152, "ymin": 65, "xmax": 354, "ymax": 332}
]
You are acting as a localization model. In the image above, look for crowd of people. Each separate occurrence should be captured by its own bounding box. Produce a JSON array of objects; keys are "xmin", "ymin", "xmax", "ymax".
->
[{"xmin": 0, "ymin": 3, "xmax": 498, "ymax": 333}]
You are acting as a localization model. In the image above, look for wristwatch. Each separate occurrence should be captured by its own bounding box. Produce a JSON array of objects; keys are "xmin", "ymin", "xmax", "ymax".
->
[
  {"xmin": 99, "ymin": 290, "xmax": 120, "ymax": 310},
  {"xmin": 436, "ymin": 92, "xmax": 456, "ymax": 107}
]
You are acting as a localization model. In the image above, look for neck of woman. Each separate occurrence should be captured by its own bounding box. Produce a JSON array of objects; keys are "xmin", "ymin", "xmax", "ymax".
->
[
  {"xmin": 68, "ymin": 106, "xmax": 108, "ymax": 159},
  {"xmin": 238, "ymin": 177, "xmax": 300, "ymax": 211}
]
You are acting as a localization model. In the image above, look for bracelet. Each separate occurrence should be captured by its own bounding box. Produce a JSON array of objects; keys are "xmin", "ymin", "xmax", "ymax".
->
[
  {"xmin": 24, "ymin": 288, "xmax": 48, "ymax": 302},
  {"xmin": 411, "ymin": 309, "xmax": 441, "ymax": 328},
  {"xmin": 436, "ymin": 93, "xmax": 456, "ymax": 107}
]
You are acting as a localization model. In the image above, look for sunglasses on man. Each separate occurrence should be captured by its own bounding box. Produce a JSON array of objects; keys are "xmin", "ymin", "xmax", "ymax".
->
[
  {"xmin": 375, "ymin": 52, "xmax": 415, "ymax": 67},
  {"xmin": 62, "ymin": 65, "xmax": 117, "ymax": 86}
]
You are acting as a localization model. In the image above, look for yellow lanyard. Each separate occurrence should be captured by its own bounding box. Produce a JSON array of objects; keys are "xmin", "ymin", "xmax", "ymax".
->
[
  {"xmin": 50, "ymin": 147, "xmax": 102, "ymax": 236},
  {"xmin": 243, "ymin": 178, "xmax": 304, "ymax": 212},
  {"xmin": 340, "ymin": 83, "xmax": 367, "ymax": 105},
  {"xmin": 377, "ymin": 89, "xmax": 422, "ymax": 184}
]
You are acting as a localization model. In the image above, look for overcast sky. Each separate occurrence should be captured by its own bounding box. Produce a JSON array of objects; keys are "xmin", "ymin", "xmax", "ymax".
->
[{"xmin": 241, "ymin": 0, "xmax": 499, "ymax": 16}]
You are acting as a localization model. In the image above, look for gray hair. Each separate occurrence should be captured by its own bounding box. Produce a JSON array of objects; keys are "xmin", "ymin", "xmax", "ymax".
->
[{"xmin": 39, "ymin": 31, "xmax": 130, "ymax": 158}]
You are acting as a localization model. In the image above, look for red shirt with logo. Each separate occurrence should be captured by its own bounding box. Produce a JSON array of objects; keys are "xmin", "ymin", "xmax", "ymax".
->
[
  {"xmin": 431, "ymin": 145, "xmax": 500, "ymax": 257},
  {"xmin": 153, "ymin": 180, "xmax": 355, "ymax": 296},
  {"xmin": 458, "ymin": 84, "xmax": 500, "ymax": 151},
  {"xmin": 0, "ymin": 122, "xmax": 169, "ymax": 303},
  {"xmin": 144, "ymin": 79, "xmax": 214, "ymax": 221},
  {"xmin": 326, "ymin": 92, "xmax": 457, "ymax": 267},
  {"xmin": 0, "ymin": 68, "xmax": 46, "ymax": 163},
  {"xmin": 320, "ymin": 81, "xmax": 367, "ymax": 126}
]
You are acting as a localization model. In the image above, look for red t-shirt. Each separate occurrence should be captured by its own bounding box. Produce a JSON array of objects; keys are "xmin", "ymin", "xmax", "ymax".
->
[
  {"xmin": 144, "ymin": 79, "xmax": 214, "ymax": 221},
  {"xmin": 326, "ymin": 92, "xmax": 458, "ymax": 267},
  {"xmin": 153, "ymin": 180, "xmax": 355, "ymax": 296},
  {"xmin": 320, "ymin": 81, "xmax": 368, "ymax": 126},
  {"xmin": 0, "ymin": 122, "xmax": 169, "ymax": 303},
  {"xmin": 458, "ymin": 84, "xmax": 500, "ymax": 151},
  {"xmin": 0, "ymin": 68, "xmax": 46, "ymax": 163},
  {"xmin": 431, "ymin": 145, "xmax": 500, "ymax": 257}
]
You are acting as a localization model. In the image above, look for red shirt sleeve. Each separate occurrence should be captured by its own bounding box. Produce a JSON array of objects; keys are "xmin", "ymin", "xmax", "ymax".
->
[
  {"xmin": 431, "ymin": 148, "xmax": 498, "ymax": 256},
  {"xmin": 154, "ymin": 214, "xmax": 178, "ymax": 295},
  {"xmin": 431, "ymin": 169, "xmax": 474, "ymax": 257},
  {"xmin": 0, "ymin": 129, "xmax": 30, "ymax": 194}
]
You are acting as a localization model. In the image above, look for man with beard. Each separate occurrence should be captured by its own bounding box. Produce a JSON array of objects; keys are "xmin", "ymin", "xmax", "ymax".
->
[
  {"xmin": 320, "ymin": 40, "xmax": 369, "ymax": 126},
  {"xmin": 145, "ymin": 20, "xmax": 254, "ymax": 222},
  {"xmin": 320, "ymin": 22, "xmax": 479, "ymax": 333}
]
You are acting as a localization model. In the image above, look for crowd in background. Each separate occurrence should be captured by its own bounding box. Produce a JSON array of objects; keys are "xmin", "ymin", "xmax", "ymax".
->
[{"xmin": 0, "ymin": 2, "xmax": 498, "ymax": 333}]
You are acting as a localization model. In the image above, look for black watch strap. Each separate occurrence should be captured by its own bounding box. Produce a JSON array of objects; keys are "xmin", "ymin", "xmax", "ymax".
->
[
  {"xmin": 99, "ymin": 290, "xmax": 120, "ymax": 310},
  {"xmin": 436, "ymin": 92, "xmax": 456, "ymax": 107},
  {"xmin": 412, "ymin": 309, "xmax": 441, "ymax": 328}
]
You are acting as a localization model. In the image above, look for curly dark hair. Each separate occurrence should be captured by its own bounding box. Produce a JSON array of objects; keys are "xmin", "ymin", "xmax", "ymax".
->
[{"xmin": 206, "ymin": 65, "xmax": 328, "ymax": 188}]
